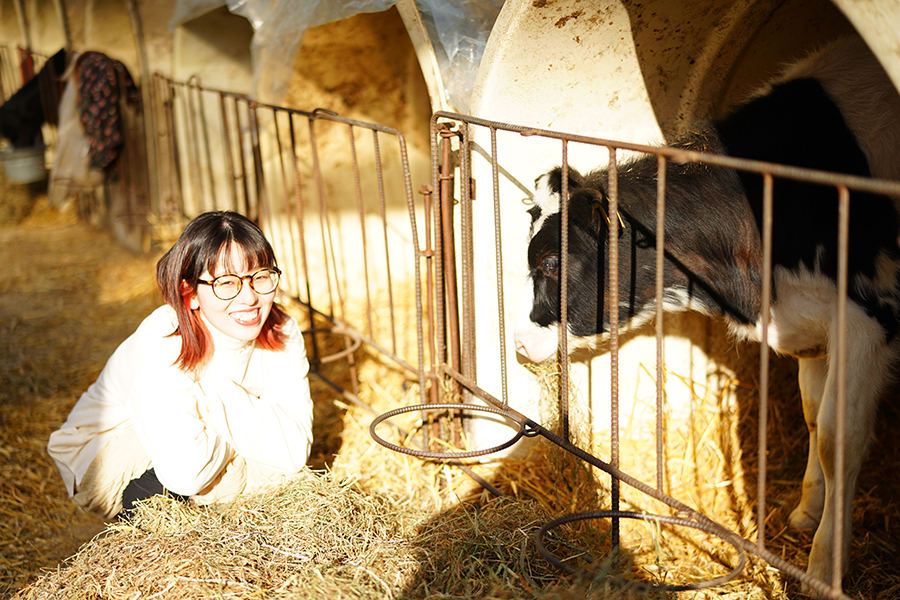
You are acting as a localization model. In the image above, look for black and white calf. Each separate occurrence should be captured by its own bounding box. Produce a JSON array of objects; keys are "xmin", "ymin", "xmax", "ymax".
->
[
  {"xmin": 0, "ymin": 48, "xmax": 67, "ymax": 148},
  {"xmin": 514, "ymin": 37, "xmax": 900, "ymax": 585}
]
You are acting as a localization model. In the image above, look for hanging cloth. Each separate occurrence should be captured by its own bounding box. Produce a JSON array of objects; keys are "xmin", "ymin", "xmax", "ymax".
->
[{"xmin": 76, "ymin": 52, "xmax": 140, "ymax": 170}]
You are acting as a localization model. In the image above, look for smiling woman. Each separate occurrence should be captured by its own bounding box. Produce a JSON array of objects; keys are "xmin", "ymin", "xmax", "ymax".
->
[{"xmin": 46, "ymin": 211, "xmax": 314, "ymax": 521}]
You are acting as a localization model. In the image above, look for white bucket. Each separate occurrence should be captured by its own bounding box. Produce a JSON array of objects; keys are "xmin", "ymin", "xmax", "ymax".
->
[{"xmin": 0, "ymin": 145, "xmax": 47, "ymax": 184}]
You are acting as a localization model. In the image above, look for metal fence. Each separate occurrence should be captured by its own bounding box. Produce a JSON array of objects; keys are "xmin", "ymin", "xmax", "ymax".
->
[
  {"xmin": 366, "ymin": 110, "xmax": 900, "ymax": 600},
  {"xmin": 0, "ymin": 46, "xmax": 34, "ymax": 103},
  {"xmin": 150, "ymin": 74, "xmax": 434, "ymax": 414}
]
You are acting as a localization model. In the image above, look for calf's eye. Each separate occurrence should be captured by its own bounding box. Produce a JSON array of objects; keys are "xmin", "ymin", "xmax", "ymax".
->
[{"xmin": 540, "ymin": 255, "xmax": 559, "ymax": 276}]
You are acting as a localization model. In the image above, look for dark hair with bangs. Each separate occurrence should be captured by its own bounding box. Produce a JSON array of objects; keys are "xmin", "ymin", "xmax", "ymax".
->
[{"xmin": 156, "ymin": 211, "xmax": 289, "ymax": 371}]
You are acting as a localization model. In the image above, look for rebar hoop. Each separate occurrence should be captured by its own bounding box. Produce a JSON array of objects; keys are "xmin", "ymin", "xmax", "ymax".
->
[
  {"xmin": 535, "ymin": 510, "xmax": 748, "ymax": 593},
  {"xmin": 369, "ymin": 403, "xmax": 530, "ymax": 460}
]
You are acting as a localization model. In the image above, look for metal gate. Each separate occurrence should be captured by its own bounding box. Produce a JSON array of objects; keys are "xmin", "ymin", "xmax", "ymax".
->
[
  {"xmin": 150, "ymin": 74, "xmax": 434, "ymax": 419},
  {"xmin": 368, "ymin": 111, "xmax": 900, "ymax": 600}
]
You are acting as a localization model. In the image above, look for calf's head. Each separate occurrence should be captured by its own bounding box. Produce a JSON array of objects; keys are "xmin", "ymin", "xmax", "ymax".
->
[
  {"xmin": 514, "ymin": 167, "xmax": 659, "ymax": 363},
  {"xmin": 514, "ymin": 158, "xmax": 765, "ymax": 363}
]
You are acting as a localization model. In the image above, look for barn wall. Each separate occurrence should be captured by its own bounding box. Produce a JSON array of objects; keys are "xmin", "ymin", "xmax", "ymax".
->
[
  {"xmin": 19, "ymin": 0, "xmax": 65, "ymax": 53},
  {"xmin": 0, "ymin": 0, "xmax": 23, "ymax": 46},
  {"xmin": 172, "ymin": 5, "xmax": 254, "ymax": 93}
]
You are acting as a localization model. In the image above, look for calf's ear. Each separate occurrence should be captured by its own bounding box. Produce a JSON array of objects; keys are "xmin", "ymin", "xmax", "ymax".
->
[
  {"xmin": 569, "ymin": 189, "xmax": 618, "ymax": 236},
  {"xmin": 542, "ymin": 165, "xmax": 585, "ymax": 195}
]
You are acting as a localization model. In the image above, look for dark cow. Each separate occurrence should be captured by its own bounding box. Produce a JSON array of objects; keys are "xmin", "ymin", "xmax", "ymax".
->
[
  {"xmin": 0, "ymin": 48, "xmax": 67, "ymax": 148},
  {"xmin": 514, "ymin": 37, "xmax": 900, "ymax": 586}
]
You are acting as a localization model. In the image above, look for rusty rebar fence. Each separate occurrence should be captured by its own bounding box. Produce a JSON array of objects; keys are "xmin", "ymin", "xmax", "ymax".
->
[
  {"xmin": 150, "ymin": 74, "xmax": 434, "ymax": 416},
  {"xmin": 0, "ymin": 45, "xmax": 32, "ymax": 103},
  {"xmin": 369, "ymin": 111, "xmax": 900, "ymax": 599}
]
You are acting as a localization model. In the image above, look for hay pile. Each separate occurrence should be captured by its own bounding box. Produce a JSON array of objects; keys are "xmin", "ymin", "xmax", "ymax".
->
[{"xmin": 13, "ymin": 471, "xmax": 615, "ymax": 600}]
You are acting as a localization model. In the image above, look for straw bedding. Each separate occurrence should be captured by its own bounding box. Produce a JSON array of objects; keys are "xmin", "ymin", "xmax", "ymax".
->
[{"xmin": 2, "ymin": 188, "xmax": 900, "ymax": 599}]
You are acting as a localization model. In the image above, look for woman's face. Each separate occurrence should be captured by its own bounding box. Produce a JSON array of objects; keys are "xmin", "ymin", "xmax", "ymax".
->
[{"xmin": 188, "ymin": 245, "xmax": 276, "ymax": 342}]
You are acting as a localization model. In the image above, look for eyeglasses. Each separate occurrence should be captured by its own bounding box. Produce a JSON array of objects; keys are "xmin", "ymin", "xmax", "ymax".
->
[{"xmin": 197, "ymin": 267, "xmax": 282, "ymax": 300}]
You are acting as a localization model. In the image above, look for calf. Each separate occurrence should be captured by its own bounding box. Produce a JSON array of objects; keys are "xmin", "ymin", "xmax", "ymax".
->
[
  {"xmin": 514, "ymin": 37, "xmax": 900, "ymax": 586},
  {"xmin": 0, "ymin": 48, "xmax": 67, "ymax": 148}
]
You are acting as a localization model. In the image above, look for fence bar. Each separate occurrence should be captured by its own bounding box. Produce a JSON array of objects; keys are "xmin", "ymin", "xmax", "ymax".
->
[
  {"xmin": 757, "ymin": 173, "xmax": 774, "ymax": 553},
  {"xmin": 606, "ymin": 146, "xmax": 622, "ymax": 554},
  {"xmin": 559, "ymin": 146, "xmax": 570, "ymax": 441},
  {"xmin": 832, "ymin": 184, "xmax": 850, "ymax": 592},
  {"xmin": 458, "ymin": 122, "xmax": 476, "ymax": 389},
  {"xmin": 372, "ymin": 130, "xmax": 399, "ymax": 355},
  {"xmin": 438, "ymin": 125, "xmax": 461, "ymax": 398},
  {"xmin": 654, "ymin": 155, "xmax": 667, "ymax": 492},
  {"xmin": 489, "ymin": 126, "xmax": 510, "ymax": 410}
]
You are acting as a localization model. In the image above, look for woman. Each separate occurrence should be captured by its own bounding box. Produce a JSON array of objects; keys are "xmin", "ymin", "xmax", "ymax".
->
[{"xmin": 48, "ymin": 211, "xmax": 313, "ymax": 520}]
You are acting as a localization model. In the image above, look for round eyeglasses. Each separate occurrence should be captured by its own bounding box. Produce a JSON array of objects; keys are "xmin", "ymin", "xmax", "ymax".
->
[{"xmin": 197, "ymin": 267, "xmax": 282, "ymax": 300}]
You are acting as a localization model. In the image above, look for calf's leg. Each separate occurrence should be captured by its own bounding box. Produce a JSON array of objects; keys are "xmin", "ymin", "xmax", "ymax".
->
[
  {"xmin": 790, "ymin": 357, "xmax": 827, "ymax": 530},
  {"xmin": 804, "ymin": 309, "xmax": 895, "ymax": 585}
]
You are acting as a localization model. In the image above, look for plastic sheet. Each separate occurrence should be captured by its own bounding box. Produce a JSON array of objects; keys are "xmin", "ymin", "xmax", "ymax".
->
[
  {"xmin": 415, "ymin": 0, "xmax": 503, "ymax": 112},
  {"xmin": 170, "ymin": 0, "xmax": 503, "ymax": 112},
  {"xmin": 171, "ymin": 0, "xmax": 395, "ymax": 103}
]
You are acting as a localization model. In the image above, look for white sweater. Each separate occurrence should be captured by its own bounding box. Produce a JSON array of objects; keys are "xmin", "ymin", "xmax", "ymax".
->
[{"xmin": 48, "ymin": 305, "xmax": 313, "ymax": 497}]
